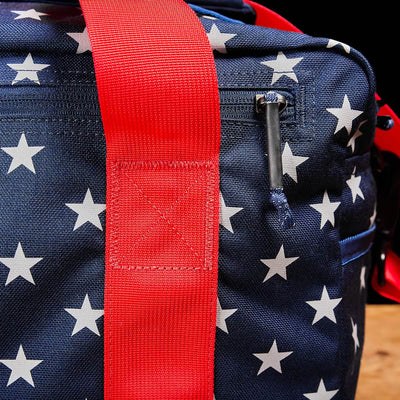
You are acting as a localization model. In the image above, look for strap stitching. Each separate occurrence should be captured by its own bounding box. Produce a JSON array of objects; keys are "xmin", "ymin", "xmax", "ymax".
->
[{"xmin": 110, "ymin": 160, "xmax": 215, "ymax": 271}]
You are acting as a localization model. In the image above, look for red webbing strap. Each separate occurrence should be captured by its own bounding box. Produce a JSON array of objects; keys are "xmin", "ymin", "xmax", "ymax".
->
[{"xmin": 79, "ymin": 1, "xmax": 221, "ymax": 398}]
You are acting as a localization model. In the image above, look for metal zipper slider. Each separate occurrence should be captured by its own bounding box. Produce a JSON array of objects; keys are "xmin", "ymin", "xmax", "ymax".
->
[{"xmin": 255, "ymin": 91, "xmax": 295, "ymax": 229}]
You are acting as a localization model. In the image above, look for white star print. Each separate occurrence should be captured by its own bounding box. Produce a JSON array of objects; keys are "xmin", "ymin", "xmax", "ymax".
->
[
  {"xmin": 261, "ymin": 51, "xmax": 303, "ymax": 85},
  {"xmin": 65, "ymin": 188, "xmax": 106, "ymax": 231},
  {"xmin": 260, "ymin": 245, "xmax": 299, "ymax": 282},
  {"xmin": 65, "ymin": 294, "xmax": 104, "ymax": 336},
  {"xmin": 203, "ymin": 15, "xmax": 218, "ymax": 20},
  {"xmin": 253, "ymin": 340, "xmax": 293, "ymax": 375},
  {"xmin": 346, "ymin": 167, "xmax": 364, "ymax": 203},
  {"xmin": 219, "ymin": 192, "xmax": 243, "ymax": 233},
  {"xmin": 0, "ymin": 345, "xmax": 42, "ymax": 387},
  {"xmin": 360, "ymin": 266, "xmax": 366, "ymax": 291},
  {"xmin": 66, "ymin": 27, "xmax": 92, "ymax": 54},
  {"xmin": 11, "ymin": 9, "xmax": 48, "ymax": 20},
  {"xmin": 1, "ymin": 133, "xmax": 44, "ymax": 174},
  {"xmin": 7, "ymin": 53, "xmax": 50, "ymax": 85},
  {"xmin": 347, "ymin": 120, "xmax": 366, "ymax": 153},
  {"xmin": 0, "ymin": 242, "xmax": 43, "ymax": 286},
  {"xmin": 310, "ymin": 190, "xmax": 341, "ymax": 229},
  {"xmin": 326, "ymin": 38, "xmax": 351, "ymax": 54},
  {"xmin": 326, "ymin": 95, "xmax": 363, "ymax": 135},
  {"xmin": 369, "ymin": 204, "xmax": 377, "ymax": 229},
  {"xmin": 281, "ymin": 142, "xmax": 309, "ymax": 183},
  {"xmin": 206, "ymin": 23, "xmax": 237, "ymax": 54},
  {"xmin": 351, "ymin": 317, "xmax": 360, "ymax": 354},
  {"xmin": 303, "ymin": 378, "xmax": 339, "ymax": 400},
  {"xmin": 216, "ymin": 298, "xmax": 237, "ymax": 334},
  {"xmin": 306, "ymin": 286, "xmax": 342, "ymax": 325}
]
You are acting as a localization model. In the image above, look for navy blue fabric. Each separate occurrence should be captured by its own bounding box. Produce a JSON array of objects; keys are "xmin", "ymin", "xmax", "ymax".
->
[
  {"xmin": 190, "ymin": 4, "xmax": 245, "ymax": 24},
  {"xmin": 0, "ymin": 2, "xmax": 377, "ymax": 400},
  {"xmin": 340, "ymin": 226, "xmax": 375, "ymax": 266},
  {"xmin": 0, "ymin": 0, "xmax": 256, "ymax": 24},
  {"xmin": 188, "ymin": 1, "xmax": 255, "ymax": 23}
]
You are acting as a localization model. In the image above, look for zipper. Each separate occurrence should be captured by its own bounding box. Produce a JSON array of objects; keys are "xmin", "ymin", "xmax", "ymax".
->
[
  {"xmin": 255, "ymin": 92, "xmax": 287, "ymax": 191},
  {"xmin": 219, "ymin": 89, "xmax": 294, "ymax": 123},
  {"xmin": 255, "ymin": 91, "xmax": 295, "ymax": 229}
]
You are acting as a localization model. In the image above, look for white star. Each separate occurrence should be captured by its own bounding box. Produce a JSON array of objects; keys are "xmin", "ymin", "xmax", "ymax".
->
[
  {"xmin": 306, "ymin": 286, "xmax": 342, "ymax": 325},
  {"xmin": 261, "ymin": 245, "xmax": 299, "ymax": 282},
  {"xmin": 369, "ymin": 204, "xmax": 377, "ymax": 229},
  {"xmin": 7, "ymin": 53, "xmax": 50, "ymax": 85},
  {"xmin": 351, "ymin": 317, "xmax": 360, "ymax": 354},
  {"xmin": 303, "ymin": 378, "xmax": 339, "ymax": 400},
  {"xmin": 67, "ymin": 27, "xmax": 92, "ymax": 54},
  {"xmin": 310, "ymin": 190, "xmax": 341, "ymax": 229},
  {"xmin": 65, "ymin": 188, "xmax": 106, "ymax": 231},
  {"xmin": 0, "ymin": 242, "xmax": 43, "ymax": 286},
  {"xmin": 65, "ymin": 294, "xmax": 104, "ymax": 336},
  {"xmin": 216, "ymin": 298, "xmax": 237, "ymax": 333},
  {"xmin": 0, "ymin": 345, "xmax": 42, "ymax": 387},
  {"xmin": 1, "ymin": 133, "xmax": 44, "ymax": 174},
  {"xmin": 206, "ymin": 23, "xmax": 237, "ymax": 54},
  {"xmin": 326, "ymin": 38, "xmax": 351, "ymax": 54},
  {"xmin": 219, "ymin": 192, "xmax": 243, "ymax": 233},
  {"xmin": 347, "ymin": 120, "xmax": 366, "ymax": 153},
  {"xmin": 261, "ymin": 51, "xmax": 303, "ymax": 85},
  {"xmin": 326, "ymin": 95, "xmax": 363, "ymax": 135},
  {"xmin": 253, "ymin": 340, "xmax": 293, "ymax": 375},
  {"xmin": 346, "ymin": 167, "xmax": 364, "ymax": 203},
  {"xmin": 11, "ymin": 9, "xmax": 48, "ymax": 20},
  {"xmin": 360, "ymin": 266, "xmax": 366, "ymax": 291},
  {"xmin": 281, "ymin": 142, "xmax": 309, "ymax": 183}
]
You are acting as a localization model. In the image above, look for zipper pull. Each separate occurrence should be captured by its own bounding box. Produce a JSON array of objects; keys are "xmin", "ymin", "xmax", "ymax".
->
[{"xmin": 255, "ymin": 91, "xmax": 295, "ymax": 229}]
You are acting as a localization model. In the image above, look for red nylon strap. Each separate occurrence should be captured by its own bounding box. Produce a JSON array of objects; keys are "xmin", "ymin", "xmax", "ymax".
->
[{"xmin": 79, "ymin": 1, "xmax": 220, "ymax": 398}]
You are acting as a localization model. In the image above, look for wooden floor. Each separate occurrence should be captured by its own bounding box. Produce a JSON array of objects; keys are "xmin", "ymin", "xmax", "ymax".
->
[{"xmin": 356, "ymin": 305, "xmax": 400, "ymax": 399}]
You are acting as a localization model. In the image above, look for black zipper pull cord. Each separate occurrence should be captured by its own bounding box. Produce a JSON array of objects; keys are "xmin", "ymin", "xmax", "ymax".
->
[{"xmin": 255, "ymin": 91, "xmax": 295, "ymax": 229}]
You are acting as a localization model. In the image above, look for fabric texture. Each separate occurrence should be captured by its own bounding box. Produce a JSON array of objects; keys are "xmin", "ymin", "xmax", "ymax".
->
[
  {"xmin": 0, "ymin": 2, "xmax": 377, "ymax": 399},
  {"xmin": 80, "ymin": 0, "xmax": 221, "ymax": 398}
]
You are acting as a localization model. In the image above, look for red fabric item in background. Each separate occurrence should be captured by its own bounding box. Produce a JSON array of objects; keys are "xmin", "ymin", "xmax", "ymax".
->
[
  {"xmin": 374, "ymin": 94, "xmax": 400, "ymax": 159},
  {"xmin": 80, "ymin": 0, "xmax": 221, "ymax": 399},
  {"xmin": 372, "ymin": 250, "xmax": 400, "ymax": 303}
]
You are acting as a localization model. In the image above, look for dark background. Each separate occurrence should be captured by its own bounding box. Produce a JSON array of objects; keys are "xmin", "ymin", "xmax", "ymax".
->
[{"xmin": 254, "ymin": 1, "xmax": 399, "ymax": 117}]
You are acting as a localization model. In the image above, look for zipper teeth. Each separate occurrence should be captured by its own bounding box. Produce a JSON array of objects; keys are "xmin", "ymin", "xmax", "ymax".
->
[
  {"xmin": 219, "ymin": 91, "xmax": 294, "ymax": 126},
  {"xmin": 219, "ymin": 90, "xmax": 293, "ymax": 105}
]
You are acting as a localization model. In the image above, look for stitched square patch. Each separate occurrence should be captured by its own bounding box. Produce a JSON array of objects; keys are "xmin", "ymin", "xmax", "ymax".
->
[{"xmin": 109, "ymin": 160, "xmax": 217, "ymax": 271}]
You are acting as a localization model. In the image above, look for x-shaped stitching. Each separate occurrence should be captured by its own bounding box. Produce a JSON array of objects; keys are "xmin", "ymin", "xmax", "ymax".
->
[{"xmin": 119, "ymin": 163, "xmax": 210, "ymax": 266}]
